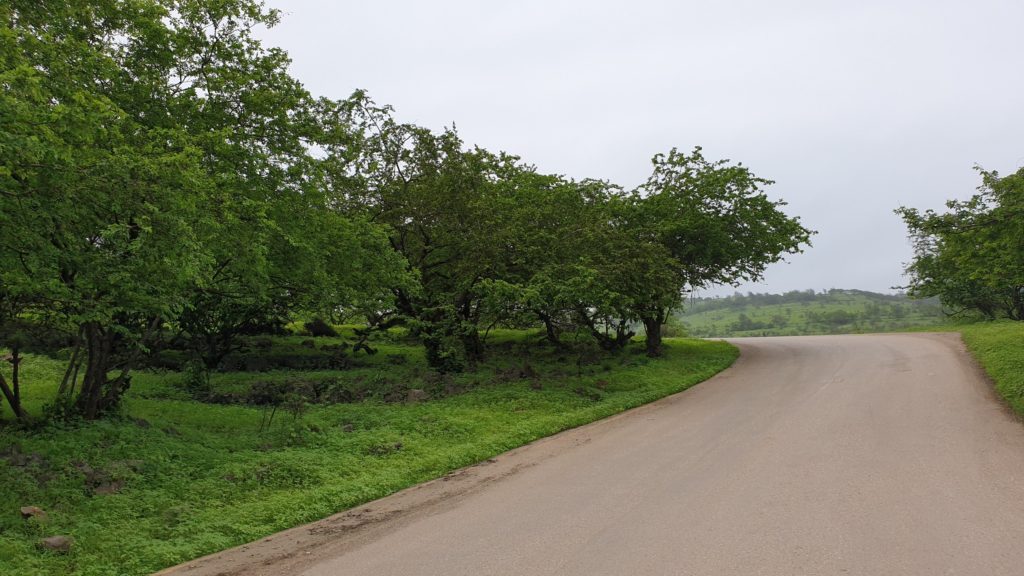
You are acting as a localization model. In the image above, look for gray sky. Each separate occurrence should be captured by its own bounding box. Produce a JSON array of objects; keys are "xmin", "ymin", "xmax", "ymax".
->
[{"xmin": 260, "ymin": 0, "xmax": 1024, "ymax": 296}]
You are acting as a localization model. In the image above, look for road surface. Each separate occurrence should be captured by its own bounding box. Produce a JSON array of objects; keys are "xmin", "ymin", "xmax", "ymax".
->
[{"xmin": 159, "ymin": 333, "xmax": 1024, "ymax": 576}]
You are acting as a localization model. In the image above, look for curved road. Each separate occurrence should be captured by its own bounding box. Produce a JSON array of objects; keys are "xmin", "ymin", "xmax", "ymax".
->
[{"xmin": 162, "ymin": 333, "xmax": 1024, "ymax": 576}]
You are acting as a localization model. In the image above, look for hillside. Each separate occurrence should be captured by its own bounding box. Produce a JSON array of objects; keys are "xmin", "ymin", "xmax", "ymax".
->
[{"xmin": 678, "ymin": 289, "xmax": 946, "ymax": 337}]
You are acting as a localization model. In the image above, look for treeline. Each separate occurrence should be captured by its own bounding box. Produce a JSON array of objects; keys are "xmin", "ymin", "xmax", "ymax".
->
[
  {"xmin": 687, "ymin": 288, "xmax": 919, "ymax": 313},
  {"xmin": 0, "ymin": 1, "xmax": 811, "ymax": 421},
  {"xmin": 680, "ymin": 289, "xmax": 945, "ymax": 337},
  {"xmin": 897, "ymin": 167, "xmax": 1024, "ymax": 320}
]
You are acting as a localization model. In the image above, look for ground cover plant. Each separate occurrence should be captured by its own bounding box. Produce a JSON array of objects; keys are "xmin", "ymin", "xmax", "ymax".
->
[
  {"xmin": 957, "ymin": 321, "xmax": 1024, "ymax": 417},
  {"xmin": 0, "ymin": 331, "xmax": 737, "ymax": 576}
]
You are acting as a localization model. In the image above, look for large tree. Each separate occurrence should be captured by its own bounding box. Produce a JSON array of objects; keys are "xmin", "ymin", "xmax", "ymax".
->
[
  {"xmin": 631, "ymin": 147, "xmax": 813, "ymax": 355},
  {"xmin": 339, "ymin": 95, "xmax": 565, "ymax": 370},
  {"xmin": 897, "ymin": 166, "xmax": 1024, "ymax": 320},
  {"xmin": 0, "ymin": 0, "xmax": 404, "ymax": 418}
]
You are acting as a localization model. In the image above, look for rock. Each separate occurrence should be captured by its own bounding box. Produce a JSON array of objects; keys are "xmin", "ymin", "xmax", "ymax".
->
[
  {"xmin": 133, "ymin": 418, "xmax": 151, "ymax": 429},
  {"xmin": 519, "ymin": 363, "xmax": 539, "ymax": 379},
  {"xmin": 341, "ymin": 423, "xmax": 355, "ymax": 433},
  {"xmin": 406, "ymin": 389, "xmax": 429, "ymax": 403},
  {"xmin": 73, "ymin": 461, "xmax": 103, "ymax": 484},
  {"xmin": 20, "ymin": 506, "xmax": 46, "ymax": 521},
  {"xmin": 6, "ymin": 449, "xmax": 46, "ymax": 468},
  {"xmin": 93, "ymin": 480, "xmax": 124, "ymax": 496},
  {"xmin": 38, "ymin": 535, "xmax": 73, "ymax": 554}
]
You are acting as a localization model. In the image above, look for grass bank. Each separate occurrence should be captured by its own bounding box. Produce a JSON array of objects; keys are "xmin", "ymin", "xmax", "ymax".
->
[
  {"xmin": 957, "ymin": 321, "xmax": 1024, "ymax": 417},
  {"xmin": 0, "ymin": 336, "xmax": 736, "ymax": 576}
]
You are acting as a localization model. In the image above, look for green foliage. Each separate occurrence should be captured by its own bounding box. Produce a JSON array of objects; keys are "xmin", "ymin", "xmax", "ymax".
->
[
  {"xmin": 636, "ymin": 147, "xmax": 814, "ymax": 288},
  {"xmin": 0, "ymin": 1, "xmax": 813, "ymax": 393},
  {"xmin": 679, "ymin": 289, "xmax": 946, "ymax": 337},
  {"xmin": 625, "ymin": 147, "xmax": 814, "ymax": 354},
  {"xmin": 0, "ymin": 1, "xmax": 407, "ymax": 418},
  {"xmin": 896, "ymin": 166, "xmax": 1024, "ymax": 320},
  {"xmin": 0, "ymin": 335, "xmax": 737, "ymax": 575}
]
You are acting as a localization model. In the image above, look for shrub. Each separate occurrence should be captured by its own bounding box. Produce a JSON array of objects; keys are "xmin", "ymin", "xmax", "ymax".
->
[{"xmin": 303, "ymin": 318, "xmax": 339, "ymax": 338}]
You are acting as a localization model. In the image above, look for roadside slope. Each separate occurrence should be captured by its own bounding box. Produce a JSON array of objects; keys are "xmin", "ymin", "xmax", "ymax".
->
[{"xmin": 959, "ymin": 321, "xmax": 1024, "ymax": 417}]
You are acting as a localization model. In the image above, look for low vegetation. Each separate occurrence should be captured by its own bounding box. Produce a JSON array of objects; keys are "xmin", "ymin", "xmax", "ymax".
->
[
  {"xmin": 0, "ymin": 331, "xmax": 736, "ymax": 576},
  {"xmin": 679, "ymin": 289, "xmax": 945, "ymax": 337},
  {"xmin": 958, "ymin": 322, "xmax": 1024, "ymax": 417}
]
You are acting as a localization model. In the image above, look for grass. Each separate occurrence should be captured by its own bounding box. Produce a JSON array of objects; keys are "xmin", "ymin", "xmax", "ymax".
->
[
  {"xmin": 0, "ymin": 334, "xmax": 737, "ymax": 576},
  {"xmin": 679, "ymin": 289, "xmax": 945, "ymax": 337},
  {"xmin": 957, "ymin": 321, "xmax": 1024, "ymax": 417}
]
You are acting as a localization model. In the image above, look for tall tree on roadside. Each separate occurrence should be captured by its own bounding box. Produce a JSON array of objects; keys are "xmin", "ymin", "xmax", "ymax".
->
[
  {"xmin": 0, "ymin": 0, "xmax": 218, "ymax": 418},
  {"xmin": 897, "ymin": 166, "xmax": 1024, "ymax": 320},
  {"xmin": 631, "ymin": 147, "xmax": 813, "ymax": 355},
  {"xmin": 338, "ymin": 95, "xmax": 552, "ymax": 370},
  {"xmin": 0, "ymin": 0, "xmax": 404, "ymax": 418}
]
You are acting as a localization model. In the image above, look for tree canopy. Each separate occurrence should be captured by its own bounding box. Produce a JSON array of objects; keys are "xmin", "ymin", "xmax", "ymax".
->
[
  {"xmin": 897, "ymin": 167, "xmax": 1024, "ymax": 320},
  {"xmin": 0, "ymin": 0, "xmax": 812, "ymax": 420}
]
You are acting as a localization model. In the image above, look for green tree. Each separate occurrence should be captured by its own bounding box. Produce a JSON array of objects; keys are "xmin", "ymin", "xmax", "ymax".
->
[
  {"xmin": 631, "ymin": 147, "xmax": 813, "ymax": 355},
  {"xmin": 0, "ymin": 1, "xmax": 405, "ymax": 418},
  {"xmin": 897, "ymin": 167, "xmax": 1024, "ymax": 320}
]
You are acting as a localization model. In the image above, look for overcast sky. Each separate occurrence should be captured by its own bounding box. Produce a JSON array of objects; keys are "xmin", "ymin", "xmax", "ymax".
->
[{"xmin": 259, "ymin": 0, "xmax": 1024, "ymax": 296}]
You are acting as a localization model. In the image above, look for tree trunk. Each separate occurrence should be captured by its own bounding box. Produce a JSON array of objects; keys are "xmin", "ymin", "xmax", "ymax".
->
[
  {"xmin": 535, "ymin": 310, "xmax": 566, "ymax": 348},
  {"xmin": 456, "ymin": 294, "xmax": 483, "ymax": 364},
  {"xmin": 74, "ymin": 322, "xmax": 131, "ymax": 420},
  {"xmin": 76, "ymin": 323, "xmax": 109, "ymax": 419},
  {"xmin": 0, "ymin": 372, "xmax": 25, "ymax": 420},
  {"xmin": 58, "ymin": 331, "xmax": 83, "ymax": 400},
  {"xmin": 576, "ymin": 308, "xmax": 633, "ymax": 352},
  {"xmin": 460, "ymin": 327, "xmax": 484, "ymax": 364},
  {"xmin": 642, "ymin": 316, "xmax": 664, "ymax": 357},
  {"xmin": 591, "ymin": 324, "xmax": 633, "ymax": 352}
]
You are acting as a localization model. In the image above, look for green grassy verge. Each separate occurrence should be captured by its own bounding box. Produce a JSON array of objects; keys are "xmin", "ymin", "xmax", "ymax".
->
[
  {"xmin": 957, "ymin": 321, "xmax": 1024, "ymax": 417},
  {"xmin": 0, "ymin": 337, "xmax": 737, "ymax": 576}
]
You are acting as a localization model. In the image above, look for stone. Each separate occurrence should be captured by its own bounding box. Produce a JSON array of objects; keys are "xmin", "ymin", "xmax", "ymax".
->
[
  {"xmin": 38, "ymin": 535, "xmax": 73, "ymax": 554},
  {"xmin": 20, "ymin": 506, "xmax": 46, "ymax": 521},
  {"xmin": 93, "ymin": 480, "xmax": 124, "ymax": 496},
  {"xmin": 406, "ymin": 389, "xmax": 429, "ymax": 403}
]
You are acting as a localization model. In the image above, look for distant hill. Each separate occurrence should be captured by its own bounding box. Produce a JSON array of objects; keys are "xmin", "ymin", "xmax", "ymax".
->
[{"xmin": 677, "ymin": 289, "xmax": 945, "ymax": 337}]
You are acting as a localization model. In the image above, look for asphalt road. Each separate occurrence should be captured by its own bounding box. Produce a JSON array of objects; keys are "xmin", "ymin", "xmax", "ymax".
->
[{"xmin": 161, "ymin": 333, "xmax": 1024, "ymax": 576}]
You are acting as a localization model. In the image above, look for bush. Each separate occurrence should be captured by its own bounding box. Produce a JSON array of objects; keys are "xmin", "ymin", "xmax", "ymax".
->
[{"xmin": 303, "ymin": 318, "xmax": 339, "ymax": 338}]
